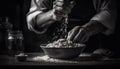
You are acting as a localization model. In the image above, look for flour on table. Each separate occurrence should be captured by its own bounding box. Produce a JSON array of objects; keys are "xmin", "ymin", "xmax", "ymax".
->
[{"xmin": 32, "ymin": 55, "xmax": 79, "ymax": 63}]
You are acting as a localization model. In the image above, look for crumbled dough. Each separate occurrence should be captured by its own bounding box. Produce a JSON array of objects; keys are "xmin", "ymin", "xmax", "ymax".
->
[{"xmin": 46, "ymin": 39, "xmax": 84, "ymax": 48}]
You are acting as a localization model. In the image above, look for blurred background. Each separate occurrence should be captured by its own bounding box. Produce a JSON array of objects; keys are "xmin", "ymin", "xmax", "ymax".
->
[{"xmin": 0, "ymin": 0, "xmax": 120, "ymax": 53}]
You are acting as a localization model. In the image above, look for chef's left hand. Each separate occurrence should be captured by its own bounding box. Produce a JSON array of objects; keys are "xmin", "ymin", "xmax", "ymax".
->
[{"xmin": 67, "ymin": 20, "xmax": 107, "ymax": 43}]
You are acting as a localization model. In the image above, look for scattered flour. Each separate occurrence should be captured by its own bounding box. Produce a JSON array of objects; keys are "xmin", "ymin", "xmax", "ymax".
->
[{"xmin": 32, "ymin": 55, "xmax": 79, "ymax": 63}]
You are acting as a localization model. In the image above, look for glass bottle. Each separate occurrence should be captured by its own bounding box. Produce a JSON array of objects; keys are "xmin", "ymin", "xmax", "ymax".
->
[
  {"xmin": 7, "ymin": 31, "xmax": 16, "ymax": 56},
  {"xmin": 15, "ymin": 31, "xmax": 24, "ymax": 55}
]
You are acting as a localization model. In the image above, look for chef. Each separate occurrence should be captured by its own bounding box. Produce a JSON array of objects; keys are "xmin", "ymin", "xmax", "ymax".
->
[{"xmin": 27, "ymin": 0, "xmax": 117, "ymax": 57}]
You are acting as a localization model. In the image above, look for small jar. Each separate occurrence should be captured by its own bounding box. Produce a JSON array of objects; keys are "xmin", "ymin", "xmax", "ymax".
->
[
  {"xmin": 7, "ymin": 31, "xmax": 16, "ymax": 56},
  {"xmin": 7, "ymin": 31, "xmax": 24, "ymax": 56}
]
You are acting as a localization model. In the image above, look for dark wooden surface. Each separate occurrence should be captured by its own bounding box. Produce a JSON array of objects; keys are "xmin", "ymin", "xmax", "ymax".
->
[{"xmin": 0, "ymin": 53, "xmax": 120, "ymax": 66}]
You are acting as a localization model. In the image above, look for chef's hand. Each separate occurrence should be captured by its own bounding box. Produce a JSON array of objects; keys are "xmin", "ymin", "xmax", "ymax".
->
[
  {"xmin": 52, "ymin": 0, "xmax": 76, "ymax": 21},
  {"xmin": 67, "ymin": 20, "xmax": 107, "ymax": 43},
  {"xmin": 67, "ymin": 26, "xmax": 89, "ymax": 43}
]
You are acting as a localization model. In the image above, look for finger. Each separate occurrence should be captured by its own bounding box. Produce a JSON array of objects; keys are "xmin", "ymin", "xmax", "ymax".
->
[
  {"xmin": 53, "ymin": 0, "xmax": 63, "ymax": 9},
  {"xmin": 81, "ymin": 35, "xmax": 89, "ymax": 43},
  {"xmin": 69, "ymin": 1, "xmax": 76, "ymax": 9},
  {"xmin": 73, "ymin": 28, "xmax": 85, "ymax": 42},
  {"xmin": 73, "ymin": 27, "xmax": 89, "ymax": 43},
  {"xmin": 79, "ymin": 34, "xmax": 89, "ymax": 43},
  {"xmin": 54, "ymin": 10, "xmax": 65, "ymax": 17},
  {"xmin": 67, "ymin": 26, "xmax": 80, "ymax": 41},
  {"xmin": 77, "ymin": 28, "xmax": 90, "ymax": 43},
  {"xmin": 53, "ymin": 1, "xmax": 56, "ymax": 8},
  {"xmin": 54, "ymin": 6, "xmax": 63, "ymax": 11},
  {"xmin": 55, "ymin": 1, "xmax": 64, "ymax": 7}
]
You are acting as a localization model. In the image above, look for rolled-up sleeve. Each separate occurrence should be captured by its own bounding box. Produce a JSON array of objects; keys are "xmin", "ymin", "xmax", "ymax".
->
[
  {"xmin": 91, "ymin": 0, "xmax": 117, "ymax": 35},
  {"xmin": 26, "ymin": 0, "xmax": 51, "ymax": 34}
]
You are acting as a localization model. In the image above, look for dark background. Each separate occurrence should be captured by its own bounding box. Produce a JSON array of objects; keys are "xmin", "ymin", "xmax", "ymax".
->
[{"xmin": 0, "ymin": 0, "xmax": 120, "ymax": 53}]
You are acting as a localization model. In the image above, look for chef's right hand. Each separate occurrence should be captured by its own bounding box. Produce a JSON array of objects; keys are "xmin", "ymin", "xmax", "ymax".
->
[
  {"xmin": 52, "ymin": 0, "xmax": 76, "ymax": 21},
  {"xmin": 67, "ymin": 26, "xmax": 89, "ymax": 43}
]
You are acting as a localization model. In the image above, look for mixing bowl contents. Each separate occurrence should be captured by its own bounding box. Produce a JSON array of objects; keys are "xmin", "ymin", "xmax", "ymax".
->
[{"xmin": 46, "ymin": 39, "xmax": 84, "ymax": 48}]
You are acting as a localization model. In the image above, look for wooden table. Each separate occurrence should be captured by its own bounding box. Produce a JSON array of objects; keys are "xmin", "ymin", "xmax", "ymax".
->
[{"xmin": 0, "ymin": 53, "xmax": 120, "ymax": 66}]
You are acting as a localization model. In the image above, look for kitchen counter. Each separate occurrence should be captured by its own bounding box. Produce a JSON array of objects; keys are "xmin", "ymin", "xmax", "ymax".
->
[{"xmin": 0, "ymin": 53, "xmax": 120, "ymax": 66}]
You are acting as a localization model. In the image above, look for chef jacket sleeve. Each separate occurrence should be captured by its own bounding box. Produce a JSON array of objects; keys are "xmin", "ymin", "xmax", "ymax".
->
[
  {"xmin": 91, "ymin": 0, "xmax": 117, "ymax": 35},
  {"xmin": 26, "ymin": 0, "xmax": 51, "ymax": 34}
]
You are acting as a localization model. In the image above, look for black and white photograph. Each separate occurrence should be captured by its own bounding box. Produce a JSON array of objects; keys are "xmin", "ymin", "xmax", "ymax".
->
[{"xmin": 0, "ymin": 0, "xmax": 120, "ymax": 68}]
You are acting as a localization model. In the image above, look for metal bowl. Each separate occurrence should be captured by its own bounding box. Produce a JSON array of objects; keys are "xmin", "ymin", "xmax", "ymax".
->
[{"xmin": 40, "ymin": 44, "xmax": 86, "ymax": 59}]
